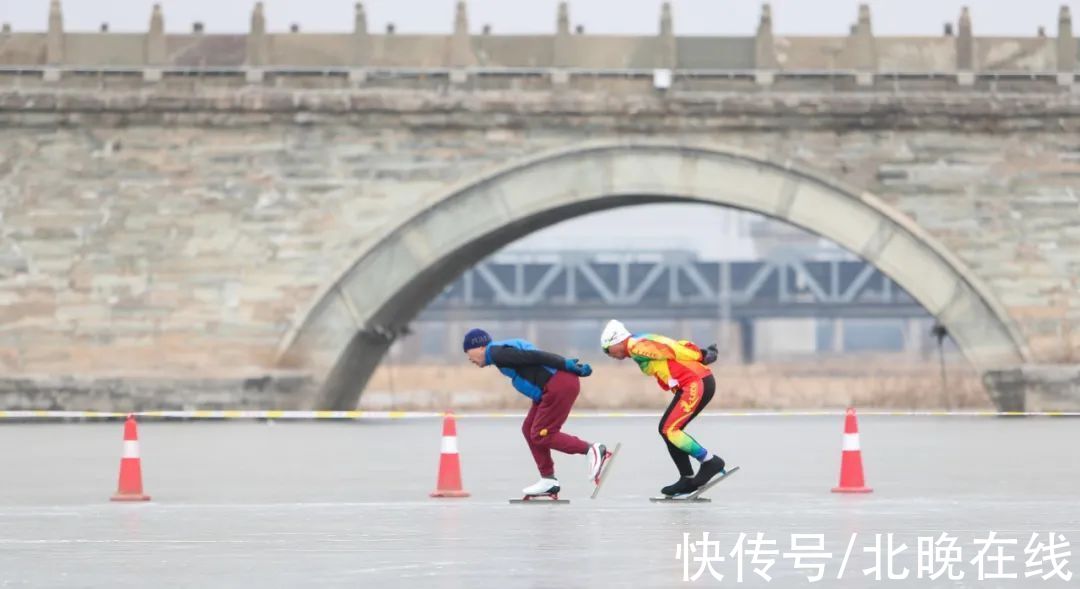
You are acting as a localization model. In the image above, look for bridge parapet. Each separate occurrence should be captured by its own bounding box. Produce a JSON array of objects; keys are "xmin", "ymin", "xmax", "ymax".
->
[
  {"xmin": 1, "ymin": 83, "xmax": 1078, "ymax": 136},
  {"xmin": 1, "ymin": 2, "xmax": 1076, "ymax": 86}
]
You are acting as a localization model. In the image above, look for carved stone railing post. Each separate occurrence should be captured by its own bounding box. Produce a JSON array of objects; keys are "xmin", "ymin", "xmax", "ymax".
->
[
  {"xmin": 956, "ymin": 7, "xmax": 975, "ymax": 86},
  {"xmin": 658, "ymin": 2, "xmax": 676, "ymax": 69},
  {"xmin": 755, "ymin": 4, "xmax": 778, "ymax": 85},
  {"xmin": 1058, "ymin": 6, "xmax": 1076, "ymax": 85},
  {"xmin": 553, "ymin": 2, "xmax": 573, "ymax": 70},
  {"xmin": 46, "ymin": 0, "xmax": 64, "ymax": 68},
  {"xmin": 246, "ymin": 2, "xmax": 269, "ymax": 82},
  {"xmin": 144, "ymin": 3, "xmax": 166, "ymax": 80},
  {"xmin": 842, "ymin": 4, "xmax": 876, "ymax": 86},
  {"xmin": 448, "ymin": 0, "xmax": 477, "ymax": 72}
]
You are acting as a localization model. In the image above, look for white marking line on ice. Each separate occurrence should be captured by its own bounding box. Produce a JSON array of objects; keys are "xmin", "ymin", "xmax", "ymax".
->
[
  {"xmin": 0, "ymin": 539, "xmax": 256, "ymax": 544},
  {"xmin": 2, "ymin": 410, "xmax": 1080, "ymax": 421}
]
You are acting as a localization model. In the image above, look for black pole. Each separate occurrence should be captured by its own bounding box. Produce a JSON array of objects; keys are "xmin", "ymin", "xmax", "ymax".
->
[{"xmin": 932, "ymin": 323, "xmax": 950, "ymax": 409}]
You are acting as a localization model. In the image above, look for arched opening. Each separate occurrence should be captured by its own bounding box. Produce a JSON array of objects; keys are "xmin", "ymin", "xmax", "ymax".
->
[{"xmin": 276, "ymin": 142, "xmax": 1028, "ymax": 409}]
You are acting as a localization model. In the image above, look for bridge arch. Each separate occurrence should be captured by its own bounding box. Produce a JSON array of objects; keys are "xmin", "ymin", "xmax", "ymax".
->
[{"xmin": 276, "ymin": 141, "xmax": 1029, "ymax": 409}]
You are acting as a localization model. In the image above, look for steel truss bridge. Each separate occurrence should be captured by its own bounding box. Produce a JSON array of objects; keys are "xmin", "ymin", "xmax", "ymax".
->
[{"xmin": 418, "ymin": 250, "xmax": 927, "ymax": 322}]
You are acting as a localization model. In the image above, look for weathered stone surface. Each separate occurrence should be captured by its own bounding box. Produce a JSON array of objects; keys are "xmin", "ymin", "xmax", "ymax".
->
[
  {"xmin": 983, "ymin": 364, "xmax": 1080, "ymax": 412},
  {"xmin": 0, "ymin": 372, "xmax": 313, "ymax": 411},
  {"xmin": 0, "ymin": 79, "xmax": 1078, "ymax": 409},
  {"xmin": 1, "ymin": 87, "xmax": 1078, "ymax": 132}
]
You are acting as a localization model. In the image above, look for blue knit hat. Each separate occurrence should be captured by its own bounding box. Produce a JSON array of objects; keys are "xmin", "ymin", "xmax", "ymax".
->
[{"xmin": 462, "ymin": 328, "xmax": 492, "ymax": 352}]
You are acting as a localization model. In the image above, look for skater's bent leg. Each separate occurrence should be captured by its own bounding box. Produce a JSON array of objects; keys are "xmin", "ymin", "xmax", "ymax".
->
[
  {"xmin": 545, "ymin": 431, "xmax": 589, "ymax": 455},
  {"xmin": 531, "ymin": 444, "xmax": 555, "ymax": 478},
  {"xmin": 699, "ymin": 375, "xmax": 716, "ymax": 410},
  {"xmin": 530, "ymin": 371, "xmax": 590, "ymax": 456},
  {"xmin": 659, "ymin": 379, "xmax": 711, "ymax": 465},
  {"xmin": 523, "ymin": 401, "xmax": 554, "ymax": 477},
  {"xmin": 659, "ymin": 389, "xmax": 696, "ymax": 477},
  {"xmin": 664, "ymin": 436, "xmax": 694, "ymax": 477},
  {"xmin": 684, "ymin": 375, "xmax": 725, "ymax": 485},
  {"xmin": 522, "ymin": 402, "xmax": 537, "ymax": 442},
  {"xmin": 665, "ymin": 428, "xmax": 708, "ymax": 462},
  {"xmin": 687, "ymin": 375, "xmax": 720, "ymax": 464}
]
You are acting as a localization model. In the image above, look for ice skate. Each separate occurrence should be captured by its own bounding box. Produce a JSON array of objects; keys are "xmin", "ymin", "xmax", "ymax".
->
[
  {"xmin": 589, "ymin": 442, "xmax": 622, "ymax": 499},
  {"xmin": 587, "ymin": 443, "xmax": 612, "ymax": 483},
  {"xmin": 690, "ymin": 456, "xmax": 726, "ymax": 489},
  {"xmin": 660, "ymin": 476, "xmax": 697, "ymax": 497},
  {"xmin": 522, "ymin": 477, "xmax": 560, "ymax": 498},
  {"xmin": 510, "ymin": 478, "xmax": 568, "ymax": 503}
]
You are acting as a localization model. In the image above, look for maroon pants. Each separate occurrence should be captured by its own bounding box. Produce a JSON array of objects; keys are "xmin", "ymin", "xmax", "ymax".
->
[{"xmin": 522, "ymin": 371, "xmax": 591, "ymax": 478}]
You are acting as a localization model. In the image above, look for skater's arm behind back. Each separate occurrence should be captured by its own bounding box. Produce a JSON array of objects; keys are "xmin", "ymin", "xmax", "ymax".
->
[
  {"xmin": 630, "ymin": 336, "xmax": 704, "ymax": 364},
  {"xmin": 488, "ymin": 346, "xmax": 566, "ymax": 370}
]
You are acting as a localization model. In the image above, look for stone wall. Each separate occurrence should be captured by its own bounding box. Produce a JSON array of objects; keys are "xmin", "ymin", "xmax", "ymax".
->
[
  {"xmin": 1, "ymin": 80, "xmax": 1079, "ymax": 408},
  {"xmin": 0, "ymin": 372, "xmax": 311, "ymax": 411}
]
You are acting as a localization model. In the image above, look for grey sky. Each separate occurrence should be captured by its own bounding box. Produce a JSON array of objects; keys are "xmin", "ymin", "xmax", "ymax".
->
[
  {"xmin": 508, "ymin": 205, "xmax": 762, "ymax": 259},
  {"xmin": 2, "ymin": 1, "xmax": 1077, "ymax": 36}
]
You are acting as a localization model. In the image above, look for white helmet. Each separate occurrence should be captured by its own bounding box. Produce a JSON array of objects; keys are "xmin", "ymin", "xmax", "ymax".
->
[{"xmin": 600, "ymin": 319, "xmax": 632, "ymax": 350}]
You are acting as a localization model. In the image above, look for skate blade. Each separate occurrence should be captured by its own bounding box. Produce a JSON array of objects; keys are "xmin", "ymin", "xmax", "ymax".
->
[
  {"xmin": 510, "ymin": 497, "xmax": 570, "ymax": 504},
  {"xmin": 589, "ymin": 442, "xmax": 621, "ymax": 500},
  {"xmin": 649, "ymin": 496, "xmax": 711, "ymax": 503},
  {"xmin": 686, "ymin": 465, "xmax": 741, "ymax": 500}
]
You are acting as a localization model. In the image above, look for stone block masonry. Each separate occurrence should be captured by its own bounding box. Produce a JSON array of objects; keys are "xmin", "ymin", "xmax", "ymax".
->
[{"xmin": 1, "ymin": 75, "xmax": 1079, "ymax": 409}]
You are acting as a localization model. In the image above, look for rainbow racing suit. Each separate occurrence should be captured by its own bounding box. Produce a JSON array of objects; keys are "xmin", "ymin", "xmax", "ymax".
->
[{"xmin": 627, "ymin": 334, "xmax": 715, "ymax": 470}]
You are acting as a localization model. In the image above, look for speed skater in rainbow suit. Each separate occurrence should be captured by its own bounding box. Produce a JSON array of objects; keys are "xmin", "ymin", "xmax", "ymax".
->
[{"xmin": 600, "ymin": 319, "xmax": 725, "ymax": 497}]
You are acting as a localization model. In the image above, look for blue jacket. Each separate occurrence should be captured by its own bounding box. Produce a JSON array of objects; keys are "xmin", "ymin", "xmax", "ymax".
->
[{"xmin": 484, "ymin": 339, "xmax": 557, "ymax": 403}]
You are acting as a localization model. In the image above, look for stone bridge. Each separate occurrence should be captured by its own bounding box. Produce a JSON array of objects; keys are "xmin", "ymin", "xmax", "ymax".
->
[{"xmin": 1, "ymin": 2, "xmax": 1079, "ymax": 411}]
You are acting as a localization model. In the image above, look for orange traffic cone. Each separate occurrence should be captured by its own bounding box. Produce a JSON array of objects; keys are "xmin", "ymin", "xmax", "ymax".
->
[
  {"xmin": 430, "ymin": 412, "xmax": 469, "ymax": 498},
  {"xmin": 832, "ymin": 407, "xmax": 872, "ymax": 494},
  {"xmin": 111, "ymin": 414, "xmax": 151, "ymax": 502}
]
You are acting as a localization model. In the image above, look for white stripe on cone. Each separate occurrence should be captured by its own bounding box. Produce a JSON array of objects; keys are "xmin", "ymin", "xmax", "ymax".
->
[
  {"xmin": 122, "ymin": 440, "xmax": 141, "ymax": 458},
  {"xmin": 842, "ymin": 433, "xmax": 861, "ymax": 451},
  {"xmin": 441, "ymin": 436, "xmax": 458, "ymax": 454}
]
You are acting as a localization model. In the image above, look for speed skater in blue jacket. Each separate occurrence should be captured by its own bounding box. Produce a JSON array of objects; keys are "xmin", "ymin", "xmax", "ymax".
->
[{"xmin": 463, "ymin": 328, "xmax": 612, "ymax": 497}]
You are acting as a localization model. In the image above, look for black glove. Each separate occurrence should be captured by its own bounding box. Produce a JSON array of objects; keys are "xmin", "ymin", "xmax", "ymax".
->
[{"xmin": 702, "ymin": 344, "xmax": 719, "ymax": 365}]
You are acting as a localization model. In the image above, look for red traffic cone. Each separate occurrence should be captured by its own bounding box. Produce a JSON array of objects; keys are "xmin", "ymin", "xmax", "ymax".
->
[
  {"xmin": 111, "ymin": 414, "xmax": 151, "ymax": 502},
  {"xmin": 831, "ymin": 407, "xmax": 873, "ymax": 494},
  {"xmin": 430, "ymin": 412, "xmax": 469, "ymax": 498}
]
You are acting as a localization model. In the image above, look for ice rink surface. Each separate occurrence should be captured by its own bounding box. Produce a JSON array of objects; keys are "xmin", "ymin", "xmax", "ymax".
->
[{"xmin": 1, "ymin": 416, "xmax": 1078, "ymax": 588}]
